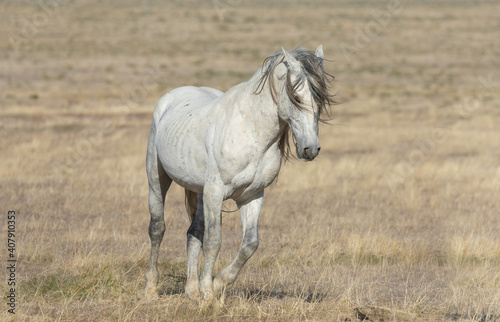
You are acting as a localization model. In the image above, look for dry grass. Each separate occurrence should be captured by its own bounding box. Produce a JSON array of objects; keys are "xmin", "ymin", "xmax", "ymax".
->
[{"xmin": 1, "ymin": 0, "xmax": 500, "ymax": 321}]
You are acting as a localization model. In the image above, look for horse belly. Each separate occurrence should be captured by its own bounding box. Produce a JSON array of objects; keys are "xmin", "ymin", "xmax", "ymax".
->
[
  {"xmin": 162, "ymin": 150, "xmax": 206, "ymax": 193},
  {"xmin": 156, "ymin": 111, "xmax": 208, "ymax": 193}
]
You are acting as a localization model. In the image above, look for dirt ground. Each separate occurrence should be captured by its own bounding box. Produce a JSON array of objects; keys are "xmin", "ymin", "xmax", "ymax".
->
[{"xmin": 1, "ymin": 0, "xmax": 499, "ymax": 320}]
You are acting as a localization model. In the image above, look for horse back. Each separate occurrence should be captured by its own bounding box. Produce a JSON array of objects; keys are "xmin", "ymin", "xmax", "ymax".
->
[{"xmin": 152, "ymin": 86, "xmax": 223, "ymax": 128}]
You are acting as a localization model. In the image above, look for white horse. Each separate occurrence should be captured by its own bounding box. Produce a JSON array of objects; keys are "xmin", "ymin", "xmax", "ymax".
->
[{"xmin": 145, "ymin": 46, "xmax": 334, "ymax": 301}]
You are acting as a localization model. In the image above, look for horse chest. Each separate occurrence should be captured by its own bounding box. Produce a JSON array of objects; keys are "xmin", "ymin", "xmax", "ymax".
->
[{"xmin": 218, "ymin": 147, "xmax": 282, "ymax": 200}]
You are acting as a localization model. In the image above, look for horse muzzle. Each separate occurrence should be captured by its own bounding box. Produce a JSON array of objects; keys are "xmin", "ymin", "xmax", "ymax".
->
[{"xmin": 297, "ymin": 145, "xmax": 321, "ymax": 161}]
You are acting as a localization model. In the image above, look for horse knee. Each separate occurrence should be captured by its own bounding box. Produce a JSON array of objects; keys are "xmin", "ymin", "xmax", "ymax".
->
[
  {"xmin": 149, "ymin": 220, "xmax": 165, "ymax": 240},
  {"xmin": 204, "ymin": 237, "xmax": 222, "ymax": 250},
  {"xmin": 241, "ymin": 238, "xmax": 259, "ymax": 257}
]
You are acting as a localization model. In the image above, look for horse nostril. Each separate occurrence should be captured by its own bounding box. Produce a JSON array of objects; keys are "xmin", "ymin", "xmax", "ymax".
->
[
  {"xmin": 317, "ymin": 147, "xmax": 321, "ymax": 153},
  {"xmin": 303, "ymin": 147, "xmax": 319, "ymax": 159}
]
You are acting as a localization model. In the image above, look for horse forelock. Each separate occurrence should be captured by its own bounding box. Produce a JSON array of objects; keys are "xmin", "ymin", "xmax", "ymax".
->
[{"xmin": 254, "ymin": 48, "xmax": 335, "ymax": 162}]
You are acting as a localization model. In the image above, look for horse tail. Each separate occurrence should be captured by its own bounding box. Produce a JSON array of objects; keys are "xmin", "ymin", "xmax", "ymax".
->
[{"xmin": 184, "ymin": 189, "xmax": 197, "ymax": 223}]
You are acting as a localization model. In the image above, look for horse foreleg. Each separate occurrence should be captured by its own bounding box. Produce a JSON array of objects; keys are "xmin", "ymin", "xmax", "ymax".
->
[
  {"xmin": 199, "ymin": 183, "xmax": 223, "ymax": 302},
  {"xmin": 213, "ymin": 191, "xmax": 263, "ymax": 293},
  {"xmin": 185, "ymin": 193, "xmax": 204, "ymax": 299}
]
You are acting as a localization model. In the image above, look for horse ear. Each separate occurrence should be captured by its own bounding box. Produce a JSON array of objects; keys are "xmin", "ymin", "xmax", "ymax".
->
[
  {"xmin": 315, "ymin": 45, "xmax": 324, "ymax": 68},
  {"xmin": 282, "ymin": 47, "xmax": 300, "ymax": 75},
  {"xmin": 315, "ymin": 44, "xmax": 324, "ymax": 60}
]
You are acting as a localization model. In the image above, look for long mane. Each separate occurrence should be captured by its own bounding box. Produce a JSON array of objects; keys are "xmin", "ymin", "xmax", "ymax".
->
[{"xmin": 254, "ymin": 48, "xmax": 336, "ymax": 162}]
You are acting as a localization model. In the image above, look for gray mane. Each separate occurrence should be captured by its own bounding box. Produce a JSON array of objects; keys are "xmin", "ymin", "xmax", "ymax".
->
[{"xmin": 254, "ymin": 48, "xmax": 335, "ymax": 161}]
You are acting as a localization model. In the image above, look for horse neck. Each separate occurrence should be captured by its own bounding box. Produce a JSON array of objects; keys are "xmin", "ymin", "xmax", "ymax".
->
[{"xmin": 228, "ymin": 68, "xmax": 287, "ymax": 149}]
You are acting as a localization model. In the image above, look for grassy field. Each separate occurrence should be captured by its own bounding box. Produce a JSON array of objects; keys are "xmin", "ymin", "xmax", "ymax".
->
[{"xmin": 1, "ymin": 0, "xmax": 500, "ymax": 320}]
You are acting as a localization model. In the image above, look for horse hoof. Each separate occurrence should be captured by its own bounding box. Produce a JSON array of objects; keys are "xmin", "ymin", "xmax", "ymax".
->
[
  {"xmin": 212, "ymin": 276, "xmax": 225, "ymax": 294},
  {"xmin": 185, "ymin": 287, "xmax": 200, "ymax": 300},
  {"xmin": 201, "ymin": 289, "xmax": 214, "ymax": 303},
  {"xmin": 144, "ymin": 286, "xmax": 159, "ymax": 300}
]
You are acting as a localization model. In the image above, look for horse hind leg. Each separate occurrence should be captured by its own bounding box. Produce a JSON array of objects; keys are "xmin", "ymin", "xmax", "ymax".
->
[
  {"xmin": 185, "ymin": 190, "xmax": 204, "ymax": 299},
  {"xmin": 145, "ymin": 144, "xmax": 172, "ymax": 299}
]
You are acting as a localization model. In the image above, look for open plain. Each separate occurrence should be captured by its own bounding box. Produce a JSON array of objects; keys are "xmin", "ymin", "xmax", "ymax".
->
[{"xmin": 1, "ymin": 0, "xmax": 499, "ymax": 320}]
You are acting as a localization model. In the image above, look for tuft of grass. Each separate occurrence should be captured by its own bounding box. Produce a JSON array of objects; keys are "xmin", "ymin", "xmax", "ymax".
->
[{"xmin": 20, "ymin": 266, "xmax": 121, "ymax": 301}]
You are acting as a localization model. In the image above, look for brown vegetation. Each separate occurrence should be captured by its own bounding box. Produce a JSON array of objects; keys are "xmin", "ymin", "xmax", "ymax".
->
[{"xmin": 1, "ymin": 0, "xmax": 499, "ymax": 320}]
